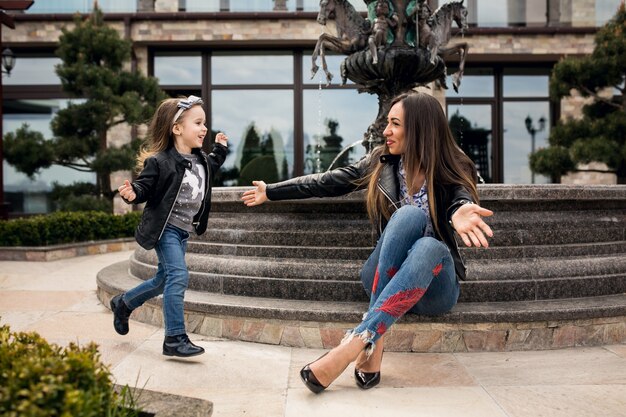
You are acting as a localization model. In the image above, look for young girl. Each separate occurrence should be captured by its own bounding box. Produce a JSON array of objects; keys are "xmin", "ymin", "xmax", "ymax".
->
[
  {"xmin": 242, "ymin": 92, "xmax": 493, "ymax": 391},
  {"xmin": 111, "ymin": 95, "xmax": 228, "ymax": 358}
]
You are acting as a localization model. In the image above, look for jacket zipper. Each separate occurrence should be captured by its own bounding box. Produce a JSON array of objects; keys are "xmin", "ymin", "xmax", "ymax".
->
[
  {"xmin": 376, "ymin": 182, "xmax": 400, "ymax": 235},
  {"xmin": 157, "ymin": 173, "xmax": 184, "ymax": 242}
]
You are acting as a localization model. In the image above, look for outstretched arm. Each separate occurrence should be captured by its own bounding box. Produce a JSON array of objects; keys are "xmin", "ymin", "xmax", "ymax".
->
[{"xmin": 450, "ymin": 203, "xmax": 494, "ymax": 248}]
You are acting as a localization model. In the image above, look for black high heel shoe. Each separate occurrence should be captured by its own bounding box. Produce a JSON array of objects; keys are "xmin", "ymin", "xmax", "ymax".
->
[
  {"xmin": 354, "ymin": 369, "xmax": 381, "ymax": 389},
  {"xmin": 300, "ymin": 353, "xmax": 329, "ymax": 394},
  {"xmin": 354, "ymin": 349, "xmax": 383, "ymax": 389}
]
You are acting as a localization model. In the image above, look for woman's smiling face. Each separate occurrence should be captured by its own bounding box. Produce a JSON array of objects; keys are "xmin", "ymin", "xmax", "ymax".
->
[{"xmin": 383, "ymin": 101, "xmax": 405, "ymax": 155}]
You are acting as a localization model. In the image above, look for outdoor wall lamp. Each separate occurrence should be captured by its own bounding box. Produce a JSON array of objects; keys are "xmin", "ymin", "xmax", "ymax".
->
[{"xmin": 2, "ymin": 48, "xmax": 15, "ymax": 76}]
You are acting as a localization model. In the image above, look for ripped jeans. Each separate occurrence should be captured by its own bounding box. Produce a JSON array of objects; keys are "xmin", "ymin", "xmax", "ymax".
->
[{"xmin": 348, "ymin": 205, "xmax": 459, "ymax": 351}]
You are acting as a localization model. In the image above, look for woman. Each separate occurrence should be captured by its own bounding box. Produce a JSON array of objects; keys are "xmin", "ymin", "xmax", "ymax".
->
[{"xmin": 241, "ymin": 92, "xmax": 493, "ymax": 392}]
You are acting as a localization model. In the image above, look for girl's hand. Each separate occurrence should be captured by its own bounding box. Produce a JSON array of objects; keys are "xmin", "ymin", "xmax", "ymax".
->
[
  {"xmin": 216, "ymin": 132, "xmax": 228, "ymax": 146},
  {"xmin": 451, "ymin": 203, "xmax": 494, "ymax": 248},
  {"xmin": 241, "ymin": 181, "xmax": 268, "ymax": 207},
  {"xmin": 118, "ymin": 180, "xmax": 136, "ymax": 202}
]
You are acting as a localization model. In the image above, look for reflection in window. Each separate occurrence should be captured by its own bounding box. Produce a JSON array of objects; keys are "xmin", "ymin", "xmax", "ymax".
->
[
  {"xmin": 3, "ymin": 100, "xmax": 95, "ymax": 215},
  {"xmin": 27, "ymin": 0, "xmax": 135, "ymax": 13},
  {"xmin": 503, "ymin": 102, "xmax": 550, "ymax": 184},
  {"xmin": 154, "ymin": 54, "xmax": 202, "ymax": 86},
  {"xmin": 212, "ymin": 90, "xmax": 293, "ymax": 186},
  {"xmin": 302, "ymin": 53, "xmax": 354, "ymax": 85},
  {"xmin": 212, "ymin": 53, "xmax": 293, "ymax": 84},
  {"xmin": 447, "ymin": 105, "xmax": 492, "ymax": 182},
  {"xmin": 503, "ymin": 74, "xmax": 549, "ymax": 98},
  {"xmin": 445, "ymin": 74, "xmax": 494, "ymax": 97},
  {"xmin": 4, "ymin": 57, "xmax": 61, "ymax": 85},
  {"xmin": 303, "ymin": 89, "xmax": 378, "ymax": 174},
  {"xmin": 183, "ymin": 0, "xmax": 220, "ymax": 12},
  {"xmin": 596, "ymin": 0, "xmax": 623, "ymax": 26}
]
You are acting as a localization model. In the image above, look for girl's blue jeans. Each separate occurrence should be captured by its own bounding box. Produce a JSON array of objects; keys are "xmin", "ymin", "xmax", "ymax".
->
[
  {"xmin": 352, "ymin": 205, "xmax": 459, "ymax": 350},
  {"xmin": 123, "ymin": 224, "xmax": 190, "ymax": 337}
]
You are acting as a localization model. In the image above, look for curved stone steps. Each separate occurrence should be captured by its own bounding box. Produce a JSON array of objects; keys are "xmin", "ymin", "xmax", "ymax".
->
[
  {"xmin": 201, "ymin": 228, "xmax": 374, "ymax": 247},
  {"xmin": 129, "ymin": 253, "xmax": 626, "ymax": 302},
  {"xmin": 187, "ymin": 241, "xmax": 373, "ymax": 260},
  {"xmin": 131, "ymin": 251, "xmax": 362, "ymax": 281},
  {"xmin": 186, "ymin": 240, "xmax": 626, "ymax": 261},
  {"xmin": 97, "ymin": 261, "xmax": 626, "ymax": 352}
]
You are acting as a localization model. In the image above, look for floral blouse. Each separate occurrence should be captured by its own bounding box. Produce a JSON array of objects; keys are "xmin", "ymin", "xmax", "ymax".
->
[{"xmin": 398, "ymin": 160, "xmax": 435, "ymax": 237}]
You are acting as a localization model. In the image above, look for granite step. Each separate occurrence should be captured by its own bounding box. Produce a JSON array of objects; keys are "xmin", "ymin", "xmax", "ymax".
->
[
  {"xmin": 129, "ymin": 255, "xmax": 626, "ymax": 302},
  {"xmin": 465, "ymin": 253, "xmax": 626, "ymax": 281},
  {"xmin": 187, "ymin": 240, "xmax": 626, "ymax": 261},
  {"xmin": 99, "ymin": 260, "xmax": 626, "ymax": 324},
  {"xmin": 131, "ymin": 250, "xmax": 362, "ymax": 281},
  {"xmin": 200, "ymin": 228, "xmax": 375, "ymax": 247}
]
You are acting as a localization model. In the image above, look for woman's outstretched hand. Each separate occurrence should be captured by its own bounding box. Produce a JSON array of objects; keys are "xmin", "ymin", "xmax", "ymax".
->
[
  {"xmin": 241, "ymin": 181, "xmax": 268, "ymax": 206},
  {"xmin": 451, "ymin": 203, "xmax": 494, "ymax": 248},
  {"xmin": 118, "ymin": 180, "xmax": 136, "ymax": 202}
]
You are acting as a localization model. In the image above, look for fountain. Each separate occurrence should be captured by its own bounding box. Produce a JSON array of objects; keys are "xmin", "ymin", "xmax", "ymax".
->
[{"xmin": 97, "ymin": 1, "xmax": 626, "ymax": 352}]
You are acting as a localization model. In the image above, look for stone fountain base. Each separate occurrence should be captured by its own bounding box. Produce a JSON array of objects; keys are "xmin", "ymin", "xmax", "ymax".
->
[{"xmin": 97, "ymin": 185, "xmax": 626, "ymax": 352}]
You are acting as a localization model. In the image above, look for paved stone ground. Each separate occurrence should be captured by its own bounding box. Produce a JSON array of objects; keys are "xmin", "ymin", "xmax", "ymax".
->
[{"xmin": 1, "ymin": 251, "xmax": 626, "ymax": 417}]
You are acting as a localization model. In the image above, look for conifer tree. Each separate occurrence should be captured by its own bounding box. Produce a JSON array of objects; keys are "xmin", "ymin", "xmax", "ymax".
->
[
  {"xmin": 4, "ymin": 5, "xmax": 166, "ymax": 205},
  {"xmin": 530, "ymin": 4, "xmax": 625, "ymax": 183}
]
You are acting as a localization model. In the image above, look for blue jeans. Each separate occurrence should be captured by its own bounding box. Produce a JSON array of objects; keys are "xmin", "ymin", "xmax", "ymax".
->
[
  {"xmin": 351, "ymin": 205, "xmax": 459, "ymax": 348},
  {"xmin": 123, "ymin": 224, "xmax": 190, "ymax": 337}
]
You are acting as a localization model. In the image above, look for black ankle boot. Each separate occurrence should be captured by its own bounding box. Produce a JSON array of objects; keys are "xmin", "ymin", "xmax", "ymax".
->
[
  {"xmin": 110, "ymin": 294, "xmax": 132, "ymax": 335},
  {"xmin": 163, "ymin": 334, "xmax": 205, "ymax": 357}
]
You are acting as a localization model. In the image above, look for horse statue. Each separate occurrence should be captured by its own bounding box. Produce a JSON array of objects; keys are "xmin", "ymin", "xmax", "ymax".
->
[
  {"xmin": 311, "ymin": 0, "xmax": 372, "ymax": 84},
  {"xmin": 422, "ymin": 0, "xmax": 469, "ymax": 92}
]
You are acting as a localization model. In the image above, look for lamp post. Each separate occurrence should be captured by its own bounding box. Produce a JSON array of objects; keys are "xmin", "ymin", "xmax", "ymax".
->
[
  {"xmin": 525, "ymin": 114, "xmax": 546, "ymax": 184},
  {"xmin": 0, "ymin": 1, "xmax": 33, "ymax": 219}
]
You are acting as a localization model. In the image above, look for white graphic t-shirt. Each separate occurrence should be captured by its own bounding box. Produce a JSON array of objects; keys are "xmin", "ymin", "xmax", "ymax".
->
[{"xmin": 168, "ymin": 153, "xmax": 206, "ymax": 232}]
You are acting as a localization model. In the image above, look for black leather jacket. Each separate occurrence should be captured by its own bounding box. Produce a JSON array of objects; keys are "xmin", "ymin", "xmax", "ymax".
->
[
  {"xmin": 266, "ymin": 152, "xmax": 476, "ymax": 280},
  {"xmin": 127, "ymin": 144, "xmax": 228, "ymax": 250}
]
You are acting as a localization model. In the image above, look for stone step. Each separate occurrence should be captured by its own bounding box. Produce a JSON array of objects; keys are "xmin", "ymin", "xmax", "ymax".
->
[
  {"xmin": 129, "ymin": 255, "xmax": 626, "ymax": 302},
  {"xmin": 197, "ymin": 225, "xmax": 624, "ymax": 248},
  {"xmin": 133, "ymin": 246, "xmax": 626, "ymax": 283},
  {"xmin": 465, "ymin": 253, "xmax": 626, "ymax": 281},
  {"xmin": 187, "ymin": 240, "xmax": 626, "ymax": 261},
  {"xmin": 132, "ymin": 250, "xmax": 362, "ymax": 281},
  {"xmin": 200, "ymin": 228, "xmax": 375, "ymax": 247},
  {"xmin": 187, "ymin": 241, "xmax": 373, "ymax": 260},
  {"xmin": 99, "ymin": 260, "xmax": 626, "ymax": 324}
]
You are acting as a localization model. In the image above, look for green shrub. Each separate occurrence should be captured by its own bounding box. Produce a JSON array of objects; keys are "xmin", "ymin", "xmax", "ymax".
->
[
  {"xmin": 0, "ymin": 324, "xmax": 142, "ymax": 417},
  {"xmin": 0, "ymin": 211, "xmax": 141, "ymax": 247}
]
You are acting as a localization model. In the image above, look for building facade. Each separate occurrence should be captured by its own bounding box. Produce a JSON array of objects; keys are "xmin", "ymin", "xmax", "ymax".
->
[{"xmin": 1, "ymin": 0, "xmax": 622, "ymax": 216}]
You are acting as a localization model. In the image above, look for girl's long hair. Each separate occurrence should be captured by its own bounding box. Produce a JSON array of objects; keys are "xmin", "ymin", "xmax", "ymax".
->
[
  {"xmin": 365, "ymin": 92, "xmax": 479, "ymax": 237},
  {"xmin": 135, "ymin": 98, "xmax": 190, "ymax": 172}
]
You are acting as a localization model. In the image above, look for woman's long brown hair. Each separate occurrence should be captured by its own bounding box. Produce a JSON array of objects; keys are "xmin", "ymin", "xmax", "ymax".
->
[
  {"xmin": 135, "ymin": 98, "xmax": 196, "ymax": 173},
  {"xmin": 365, "ymin": 92, "xmax": 479, "ymax": 237}
]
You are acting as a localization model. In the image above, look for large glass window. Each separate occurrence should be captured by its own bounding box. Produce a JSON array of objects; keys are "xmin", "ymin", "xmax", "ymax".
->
[
  {"xmin": 596, "ymin": 0, "xmax": 623, "ymax": 26},
  {"xmin": 503, "ymin": 102, "xmax": 550, "ymax": 184},
  {"xmin": 27, "ymin": 0, "xmax": 135, "ymax": 13},
  {"xmin": 4, "ymin": 57, "xmax": 61, "ymax": 86},
  {"xmin": 212, "ymin": 90, "xmax": 294, "ymax": 186},
  {"xmin": 212, "ymin": 53, "xmax": 293, "ymax": 84},
  {"xmin": 3, "ymin": 99, "xmax": 96, "ymax": 215},
  {"xmin": 154, "ymin": 53, "xmax": 202, "ymax": 86},
  {"xmin": 303, "ymin": 89, "xmax": 377, "ymax": 174},
  {"xmin": 448, "ymin": 104, "xmax": 493, "ymax": 183}
]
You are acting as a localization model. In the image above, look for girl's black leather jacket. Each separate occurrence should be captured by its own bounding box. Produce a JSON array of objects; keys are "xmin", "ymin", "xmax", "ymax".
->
[
  {"xmin": 265, "ymin": 152, "xmax": 476, "ymax": 280},
  {"xmin": 126, "ymin": 144, "xmax": 228, "ymax": 250}
]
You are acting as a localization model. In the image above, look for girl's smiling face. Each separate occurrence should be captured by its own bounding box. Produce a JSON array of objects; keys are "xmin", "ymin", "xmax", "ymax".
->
[{"xmin": 172, "ymin": 105, "xmax": 207, "ymax": 154}]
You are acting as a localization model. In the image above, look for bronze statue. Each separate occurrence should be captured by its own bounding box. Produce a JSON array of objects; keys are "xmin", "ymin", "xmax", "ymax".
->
[
  {"xmin": 311, "ymin": 0, "xmax": 372, "ymax": 84},
  {"xmin": 312, "ymin": 0, "xmax": 471, "ymax": 145},
  {"xmin": 368, "ymin": 0, "xmax": 399, "ymax": 64}
]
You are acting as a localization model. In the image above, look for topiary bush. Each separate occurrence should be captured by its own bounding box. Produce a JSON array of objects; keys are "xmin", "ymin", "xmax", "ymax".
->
[
  {"xmin": 0, "ymin": 324, "xmax": 142, "ymax": 417},
  {"xmin": 0, "ymin": 211, "xmax": 141, "ymax": 247}
]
